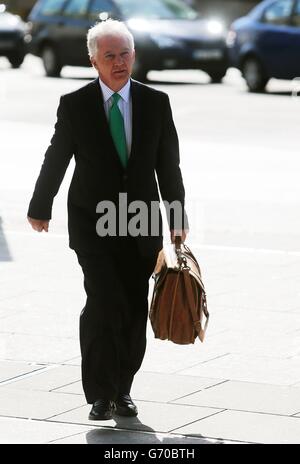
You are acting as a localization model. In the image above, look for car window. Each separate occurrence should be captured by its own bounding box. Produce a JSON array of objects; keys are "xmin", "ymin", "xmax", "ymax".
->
[
  {"xmin": 62, "ymin": 0, "xmax": 90, "ymax": 18},
  {"xmin": 39, "ymin": 0, "xmax": 67, "ymax": 16},
  {"xmin": 263, "ymin": 0, "xmax": 294, "ymax": 25},
  {"xmin": 292, "ymin": 0, "xmax": 300, "ymax": 26},
  {"xmin": 89, "ymin": 0, "xmax": 117, "ymax": 21},
  {"xmin": 114, "ymin": 0, "xmax": 198, "ymax": 20}
]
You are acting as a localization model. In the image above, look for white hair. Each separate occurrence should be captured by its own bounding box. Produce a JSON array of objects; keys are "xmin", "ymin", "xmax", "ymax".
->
[{"xmin": 87, "ymin": 19, "xmax": 135, "ymax": 59}]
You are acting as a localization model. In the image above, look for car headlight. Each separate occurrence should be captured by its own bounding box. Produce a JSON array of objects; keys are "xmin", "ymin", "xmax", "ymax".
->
[
  {"xmin": 150, "ymin": 34, "xmax": 182, "ymax": 49},
  {"xmin": 206, "ymin": 19, "xmax": 225, "ymax": 36}
]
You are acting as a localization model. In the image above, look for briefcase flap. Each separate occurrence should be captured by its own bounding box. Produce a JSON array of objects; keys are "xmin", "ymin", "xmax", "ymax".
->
[
  {"xmin": 153, "ymin": 244, "xmax": 205, "ymax": 292},
  {"xmin": 153, "ymin": 244, "xmax": 178, "ymax": 275}
]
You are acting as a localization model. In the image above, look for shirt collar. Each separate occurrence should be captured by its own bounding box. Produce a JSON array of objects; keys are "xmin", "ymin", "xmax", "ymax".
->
[{"xmin": 99, "ymin": 78, "xmax": 131, "ymax": 103}]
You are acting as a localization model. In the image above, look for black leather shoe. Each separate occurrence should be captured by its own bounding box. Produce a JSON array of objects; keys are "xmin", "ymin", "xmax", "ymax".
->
[
  {"xmin": 115, "ymin": 394, "xmax": 138, "ymax": 417},
  {"xmin": 88, "ymin": 399, "xmax": 115, "ymax": 421}
]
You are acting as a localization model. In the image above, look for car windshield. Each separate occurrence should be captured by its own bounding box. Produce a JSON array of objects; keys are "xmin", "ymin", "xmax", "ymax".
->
[{"xmin": 114, "ymin": 0, "xmax": 199, "ymax": 20}]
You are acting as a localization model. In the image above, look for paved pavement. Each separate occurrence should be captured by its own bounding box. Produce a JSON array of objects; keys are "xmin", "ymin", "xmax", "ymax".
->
[{"xmin": 0, "ymin": 55, "xmax": 300, "ymax": 444}]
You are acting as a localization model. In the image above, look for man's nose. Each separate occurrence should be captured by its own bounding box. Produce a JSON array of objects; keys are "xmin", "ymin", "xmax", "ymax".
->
[{"xmin": 115, "ymin": 55, "xmax": 125, "ymax": 66}]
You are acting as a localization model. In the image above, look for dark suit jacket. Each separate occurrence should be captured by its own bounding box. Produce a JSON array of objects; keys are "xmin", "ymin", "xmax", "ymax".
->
[{"xmin": 27, "ymin": 78, "xmax": 188, "ymax": 257}]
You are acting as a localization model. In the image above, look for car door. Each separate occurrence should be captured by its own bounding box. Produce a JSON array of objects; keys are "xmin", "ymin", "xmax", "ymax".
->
[
  {"xmin": 59, "ymin": 0, "xmax": 91, "ymax": 66},
  {"xmin": 257, "ymin": 0, "xmax": 295, "ymax": 78},
  {"xmin": 31, "ymin": 0, "xmax": 69, "ymax": 53}
]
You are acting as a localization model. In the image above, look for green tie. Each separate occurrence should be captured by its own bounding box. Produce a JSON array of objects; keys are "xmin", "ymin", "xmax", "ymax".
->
[{"xmin": 109, "ymin": 93, "xmax": 128, "ymax": 169}]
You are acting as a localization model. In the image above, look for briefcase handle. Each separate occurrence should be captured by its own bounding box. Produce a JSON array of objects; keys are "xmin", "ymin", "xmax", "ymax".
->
[
  {"xmin": 174, "ymin": 235, "xmax": 182, "ymax": 253},
  {"xmin": 174, "ymin": 236, "xmax": 189, "ymax": 270}
]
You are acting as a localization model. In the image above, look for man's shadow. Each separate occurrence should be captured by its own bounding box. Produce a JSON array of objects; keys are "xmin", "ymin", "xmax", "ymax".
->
[
  {"xmin": 85, "ymin": 415, "xmax": 224, "ymax": 444},
  {"xmin": 0, "ymin": 216, "xmax": 12, "ymax": 261}
]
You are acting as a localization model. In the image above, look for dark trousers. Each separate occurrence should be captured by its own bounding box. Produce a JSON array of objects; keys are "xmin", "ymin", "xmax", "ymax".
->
[{"xmin": 75, "ymin": 238, "xmax": 158, "ymax": 404}]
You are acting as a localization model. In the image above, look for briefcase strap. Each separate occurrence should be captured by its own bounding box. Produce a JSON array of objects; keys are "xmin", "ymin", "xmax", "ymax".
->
[
  {"xmin": 183, "ymin": 269, "xmax": 209, "ymax": 343},
  {"xmin": 168, "ymin": 270, "xmax": 181, "ymax": 337}
]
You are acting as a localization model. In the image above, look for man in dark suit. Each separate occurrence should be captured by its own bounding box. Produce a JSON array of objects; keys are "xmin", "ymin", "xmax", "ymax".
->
[{"xmin": 27, "ymin": 20, "xmax": 188, "ymax": 421}]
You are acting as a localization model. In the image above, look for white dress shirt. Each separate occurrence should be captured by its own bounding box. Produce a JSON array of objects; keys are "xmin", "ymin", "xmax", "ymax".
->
[{"xmin": 99, "ymin": 78, "xmax": 132, "ymax": 158}]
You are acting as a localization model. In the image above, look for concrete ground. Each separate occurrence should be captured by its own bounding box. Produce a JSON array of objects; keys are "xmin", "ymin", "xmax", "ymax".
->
[{"xmin": 0, "ymin": 55, "xmax": 300, "ymax": 444}]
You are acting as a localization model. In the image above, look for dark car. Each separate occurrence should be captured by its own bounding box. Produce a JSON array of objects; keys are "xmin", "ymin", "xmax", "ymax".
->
[
  {"xmin": 0, "ymin": 4, "xmax": 27, "ymax": 67},
  {"xmin": 227, "ymin": 0, "xmax": 300, "ymax": 92},
  {"xmin": 26, "ymin": 0, "xmax": 228, "ymax": 81}
]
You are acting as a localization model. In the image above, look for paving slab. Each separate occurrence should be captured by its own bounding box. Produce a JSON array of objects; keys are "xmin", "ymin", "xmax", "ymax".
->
[
  {"xmin": 54, "ymin": 372, "xmax": 225, "ymax": 403},
  {"xmin": 141, "ymin": 332, "xmax": 229, "ymax": 375},
  {"xmin": 179, "ymin": 353, "xmax": 300, "ymax": 386},
  {"xmin": 173, "ymin": 410, "xmax": 300, "ymax": 444},
  {"xmin": 198, "ymin": 329, "xmax": 300, "ymax": 359},
  {"xmin": 210, "ymin": 308, "xmax": 300, "ymax": 337},
  {"xmin": 0, "ymin": 304, "xmax": 80, "ymax": 338},
  {"xmin": 0, "ymin": 365, "xmax": 81, "ymax": 392},
  {"xmin": 63, "ymin": 357, "xmax": 81, "ymax": 366},
  {"xmin": 47, "ymin": 401, "xmax": 223, "ymax": 434},
  {"xmin": 171, "ymin": 380, "xmax": 300, "ymax": 415},
  {"xmin": 0, "ymin": 332, "xmax": 80, "ymax": 364},
  {"xmin": 131, "ymin": 373, "xmax": 225, "ymax": 403},
  {"xmin": 207, "ymin": 290, "xmax": 299, "ymax": 312},
  {"xmin": 0, "ymin": 289, "xmax": 84, "ymax": 314},
  {"xmin": 0, "ymin": 388, "xmax": 85, "ymax": 420},
  {"xmin": 0, "ymin": 360, "xmax": 44, "ymax": 383},
  {"xmin": 0, "ymin": 416, "xmax": 91, "ymax": 444},
  {"xmin": 50, "ymin": 380, "xmax": 84, "ymax": 396}
]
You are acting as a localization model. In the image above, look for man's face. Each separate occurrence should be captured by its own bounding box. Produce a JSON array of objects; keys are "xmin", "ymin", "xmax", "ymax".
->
[{"xmin": 91, "ymin": 34, "xmax": 135, "ymax": 91}]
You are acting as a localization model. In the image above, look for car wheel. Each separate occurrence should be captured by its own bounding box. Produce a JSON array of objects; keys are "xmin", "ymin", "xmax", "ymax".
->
[
  {"xmin": 242, "ymin": 57, "xmax": 269, "ymax": 93},
  {"xmin": 209, "ymin": 72, "xmax": 226, "ymax": 84},
  {"xmin": 42, "ymin": 45, "xmax": 62, "ymax": 77},
  {"xmin": 8, "ymin": 51, "xmax": 25, "ymax": 68},
  {"xmin": 132, "ymin": 57, "xmax": 148, "ymax": 82}
]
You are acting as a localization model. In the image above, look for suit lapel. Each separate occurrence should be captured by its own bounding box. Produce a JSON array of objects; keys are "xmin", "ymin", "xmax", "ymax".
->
[{"xmin": 128, "ymin": 80, "xmax": 143, "ymax": 170}]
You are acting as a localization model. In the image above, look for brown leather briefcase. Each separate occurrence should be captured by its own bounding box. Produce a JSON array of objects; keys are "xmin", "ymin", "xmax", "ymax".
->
[{"xmin": 149, "ymin": 237, "xmax": 209, "ymax": 345}]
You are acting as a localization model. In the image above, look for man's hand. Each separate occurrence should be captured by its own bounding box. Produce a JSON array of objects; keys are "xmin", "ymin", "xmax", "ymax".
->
[
  {"xmin": 170, "ymin": 229, "xmax": 188, "ymax": 244},
  {"xmin": 27, "ymin": 216, "xmax": 50, "ymax": 233}
]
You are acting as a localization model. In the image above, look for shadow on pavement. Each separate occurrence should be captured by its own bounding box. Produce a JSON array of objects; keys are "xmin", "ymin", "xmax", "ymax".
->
[
  {"xmin": 265, "ymin": 91, "xmax": 294, "ymax": 97},
  {"xmin": 85, "ymin": 416, "xmax": 222, "ymax": 444},
  {"xmin": 0, "ymin": 216, "xmax": 12, "ymax": 261}
]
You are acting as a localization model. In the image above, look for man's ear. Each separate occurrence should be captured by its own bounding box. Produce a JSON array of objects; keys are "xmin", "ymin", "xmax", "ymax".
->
[{"xmin": 91, "ymin": 58, "xmax": 97, "ymax": 70}]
